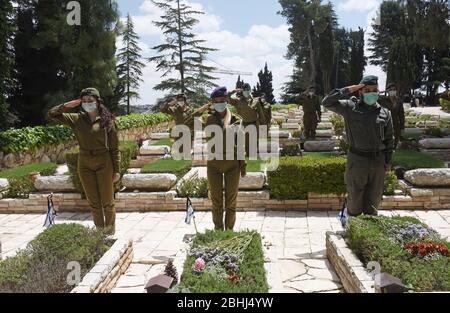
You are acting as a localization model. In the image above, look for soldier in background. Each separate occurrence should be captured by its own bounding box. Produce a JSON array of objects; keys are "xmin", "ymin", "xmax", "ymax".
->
[
  {"xmin": 297, "ymin": 86, "xmax": 322, "ymax": 139},
  {"xmin": 322, "ymin": 75, "xmax": 394, "ymax": 217},
  {"xmin": 379, "ymin": 83, "xmax": 405, "ymax": 148}
]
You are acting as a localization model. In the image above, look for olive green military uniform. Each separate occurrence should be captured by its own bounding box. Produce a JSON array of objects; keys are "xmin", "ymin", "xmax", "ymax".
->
[
  {"xmin": 47, "ymin": 104, "xmax": 120, "ymax": 231},
  {"xmin": 297, "ymin": 94, "xmax": 322, "ymax": 139},
  {"xmin": 228, "ymin": 95, "xmax": 259, "ymax": 157},
  {"xmin": 161, "ymin": 102, "xmax": 204, "ymax": 154},
  {"xmin": 255, "ymin": 98, "xmax": 272, "ymax": 140},
  {"xmin": 322, "ymin": 88, "xmax": 394, "ymax": 216},
  {"xmin": 379, "ymin": 96, "xmax": 405, "ymax": 148},
  {"xmin": 204, "ymin": 110, "xmax": 245, "ymax": 231}
]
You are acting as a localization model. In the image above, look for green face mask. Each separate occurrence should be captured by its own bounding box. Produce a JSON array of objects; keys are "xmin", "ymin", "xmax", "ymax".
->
[{"xmin": 363, "ymin": 92, "xmax": 379, "ymax": 106}]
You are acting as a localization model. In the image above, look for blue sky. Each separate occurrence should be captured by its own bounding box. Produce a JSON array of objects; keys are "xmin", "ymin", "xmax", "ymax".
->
[{"xmin": 115, "ymin": 0, "xmax": 384, "ymax": 105}]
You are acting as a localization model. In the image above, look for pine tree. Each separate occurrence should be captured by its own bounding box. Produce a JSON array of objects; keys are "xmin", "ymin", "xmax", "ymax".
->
[
  {"xmin": 164, "ymin": 259, "xmax": 178, "ymax": 285},
  {"xmin": 252, "ymin": 63, "xmax": 276, "ymax": 103},
  {"xmin": 117, "ymin": 14, "xmax": 145, "ymax": 115},
  {"xmin": 348, "ymin": 28, "xmax": 366, "ymax": 84},
  {"xmin": 236, "ymin": 75, "xmax": 246, "ymax": 89},
  {"xmin": 149, "ymin": 0, "xmax": 218, "ymax": 104},
  {"xmin": 0, "ymin": 0, "xmax": 17, "ymax": 130}
]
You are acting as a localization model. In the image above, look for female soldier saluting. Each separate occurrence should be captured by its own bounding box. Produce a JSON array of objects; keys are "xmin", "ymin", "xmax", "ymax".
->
[{"xmin": 47, "ymin": 88, "xmax": 120, "ymax": 234}]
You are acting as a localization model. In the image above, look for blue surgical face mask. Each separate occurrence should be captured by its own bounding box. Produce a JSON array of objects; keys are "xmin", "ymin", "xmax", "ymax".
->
[
  {"xmin": 243, "ymin": 91, "xmax": 251, "ymax": 98},
  {"xmin": 82, "ymin": 102, "xmax": 97, "ymax": 112},
  {"xmin": 214, "ymin": 102, "xmax": 227, "ymax": 113},
  {"xmin": 362, "ymin": 92, "xmax": 379, "ymax": 106}
]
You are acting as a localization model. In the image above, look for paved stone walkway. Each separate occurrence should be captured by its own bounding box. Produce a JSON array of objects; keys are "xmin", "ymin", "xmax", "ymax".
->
[{"xmin": 0, "ymin": 210, "xmax": 449, "ymax": 293}]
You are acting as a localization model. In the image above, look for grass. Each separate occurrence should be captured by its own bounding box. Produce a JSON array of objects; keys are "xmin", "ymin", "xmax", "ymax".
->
[
  {"xmin": 346, "ymin": 215, "xmax": 450, "ymax": 292},
  {"xmin": 177, "ymin": 230, "xmax": 268, "ymax": 293},
  {"xmin": 272, "ymin": 104, "xmax": 297, "ymax": 111},
  {"xmin": 392, "ymin": 149, "xmax": 445, "ymax": 170},
  {"xmin": 0, "ymin": 162, "xmax": 58, "ymax": 178},
  {"xmin": 141, "ymin": 158, "xmax": 192, "ymax": 179},
  {"xmin": 246, "ymin": 159, "xmax": 267, "ymax": 172},
  {"xmin": 0, "ymin": 224, "xmax": 112, "ymax": 293},
  {"xmin": 151, "ymin": 138, "xmax": 173, "ymax": 147}
]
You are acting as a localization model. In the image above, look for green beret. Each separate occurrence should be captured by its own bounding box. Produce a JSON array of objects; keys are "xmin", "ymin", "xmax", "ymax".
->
[
  {"xmin": 80, "ymin": 87, "xmax": 100, "ymax": 98},
  {"xmin": 359, "ymin": 75, "xmax": 378, "ymax": 86}
]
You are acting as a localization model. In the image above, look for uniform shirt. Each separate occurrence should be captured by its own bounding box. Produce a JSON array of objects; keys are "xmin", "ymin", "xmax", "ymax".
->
[
  {"xmin": 322, "ymin": 88, "xmax": 394, "ymax": 164},
  {"xmin": 203, "ymin": 109, "xmax": 245, "ymax": 160},
  {"xmin": 228, "ymin": 95, "xmax": 259, "ymax": 123},
  {"xmin": 160, "ymin": 103, "xmax": 202, "ymax": 131},
  {"xmin": 47, "ymin": 104, "xmax": 121, "ymax": 173},
  {"xmin": 379, "ymin": 96, "xmax": 405, "ymax": 130},
  {"xmin": 297, "ymin": 94, "xmax": 322, "ymax": 114}
]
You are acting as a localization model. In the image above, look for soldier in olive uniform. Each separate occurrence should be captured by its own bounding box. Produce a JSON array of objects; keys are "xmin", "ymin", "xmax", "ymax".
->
[
  {"xmin": 257, "ymin": 93, "xmax": 272, "ymax": 127},
  {"xmin": 204, "ymin": 87, "xmax": 246, "ymax": 231},
  {"xmin": 160, "ymin": 94, "xmax": 209, "ymax": 155},
  {"xmin": 379, "ymin": 83, "xmax": 405, "ymax": 148},
  {"xmin": 229, "ymin": 83, "xmax": 260, "ymax": 158},
  {"xmin": 322, "ymin": 76, "xmax": 394, "ymax": 217},
  {"xmin": 297, "ymin": 86, "xmax": 322, "ymax": 139},
  {"xmin": 47, "ymin": 88, "xmax": 120, "ymax": 233}
]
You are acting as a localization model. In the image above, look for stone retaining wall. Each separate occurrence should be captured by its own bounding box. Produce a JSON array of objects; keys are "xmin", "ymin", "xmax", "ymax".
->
[
  {"xmin": 71, "ymin": 239, "xmax": 133, "ymax": 293},
  {"xmin": 0, "ymin": 122, "xmax": 170, "ymax": 169},
  {"xmin": 1, "ymin": 187, "xmax": 450, "ymax": 213}
]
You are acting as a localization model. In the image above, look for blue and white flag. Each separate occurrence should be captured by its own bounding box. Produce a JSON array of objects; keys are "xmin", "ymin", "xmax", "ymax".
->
[
  {"xmin": 338, "ymin": 199, "xmax": 348, "ymax": 229},
  {"xmin": 185, "ymin": 197, "xmax": 195, "ymax": 225},
  {"xmin": 43, "ymin": 193, "xmax": 57, "ymax": 228}
]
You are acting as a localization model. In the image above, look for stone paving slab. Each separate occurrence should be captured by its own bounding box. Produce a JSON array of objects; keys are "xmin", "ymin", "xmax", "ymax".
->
[{"xmin": 0, "ymin": 210, "xmax": 449, "ymax": 293}]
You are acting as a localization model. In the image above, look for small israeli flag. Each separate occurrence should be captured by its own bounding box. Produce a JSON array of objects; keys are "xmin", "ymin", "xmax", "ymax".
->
[
  {"xmin": 43, "ymin": 193, "xmax": 57, "ymax": 228},
  {"xmin": 185, "ymin": 197, "xmax": 195, "ymax": 225},
  {"xmin": 338, "ymin": 199, "xmax": 349, "ymax": 229}
]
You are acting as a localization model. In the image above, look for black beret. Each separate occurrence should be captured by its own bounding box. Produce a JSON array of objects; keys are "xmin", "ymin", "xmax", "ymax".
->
[
  {"xmin": 243, "ymin": 83, "xmax": 251, "ymax": 90},
  {"xmin": 359, "ymin": 75, "xmax": 378, "ymax": 86}
]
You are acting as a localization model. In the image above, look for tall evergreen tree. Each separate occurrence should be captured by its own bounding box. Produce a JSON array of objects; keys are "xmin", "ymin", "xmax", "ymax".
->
[
  {"xmin": 236, "ymin": 75, "xmax": 246, "ymax": 89},
  {"xmin": 348, "ymin": 28, "xmax": 366, "ymax": 84},
  {"xmin": 149, "ymin": 0, "xmax": 218, "ymax": 104},
  {"xmin": 116, "ymin": 14, "xmax": 145, "ymax": 115},
  {"xmin": 252, "ymin": 63, "xmax": 276, "ymax": 103},
  {"xmin": 0, "ymin": 0, "xmax": 17, "ymax": 130}
]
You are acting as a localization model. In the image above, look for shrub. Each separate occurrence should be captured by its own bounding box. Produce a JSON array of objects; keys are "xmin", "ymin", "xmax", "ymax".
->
[
  {"xmin": 346, "ymin": 215, "xmax": 450, "ymax": 292},
  {"xmin": 423, "ymin": 127, "xmax": 444, "ymax": 138},
  {"xmin": 267, "ymin": 154, "xmax": 346, "ymax": 200},
  {"xmin": 330, "ymin": 114, "xmax": 344, "ymax": 136},
  {"xmin": 65, "ymin": 141, "xmax": 137, "ymax": 195},
  {"xmin": 0, "ymin": 163, "xmax": 58, "ymax": 198},
  {"xmin": 0, "ymin": 113, "xmax": 170, "ymax": 154},
  {"xmin": 393, "ymin": 149, "xmax": 445, "ymax": 170},
  {"xmin": 177, "ymin": 176, "xmax": 208, "ymax": 198},
  {"xmin": 141, "ymin": 158, "xmax": 192, "ymax": 179},
  {"xmin": 271, "ymin": 104, "xmax": 297, "ymax": 111},
  {"xmin": 0, "ymin": 224, "xmax": 112, "ymax": 293},
  {"xmin": 384, "ymin": 171, "xmax": 399, "ymax": 196},
  {"xmin": 439, "ymin": 98, "xmax": 450, "ymax": 112},
  {"xmin": 280, "ymin": 145, "xmax": 301, "ymax": 156},
  {"xmin": 176, "ymin": 230, "xmax": 268, "ymax": 293}
]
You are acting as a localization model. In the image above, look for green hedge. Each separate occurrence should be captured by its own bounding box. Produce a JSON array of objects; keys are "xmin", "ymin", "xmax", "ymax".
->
[
  {"xmin": 0, "ymin": 113, "xmax": 171, "ymax": 154},
  {"xmin": 65, "ymin": 141, "xmax": 138, "ymax": 195},
  {"xmin": 267, "ymin": 154, "xmax": 347, "ymax": 200},
  {"xmin": 0, "ymin": 224, "xmax": 112, "ymax": 293},
  {"xmin": 0, "ymin": 162, "xmax": 58, "ymax": 198},
  {"xmin": 176, "ymin": 230, "xmax": 268, "ymax": 293},
  {"xmin": 346, "ymin": 215, "xmax": 450, "ymax": 292},
  {"xmin": 393, "ymin": 149, "xmax": 445, "ymax": 170},
  {"xmin": 177, "ymin": 176, "xmax": 209, "ymax": 198}
]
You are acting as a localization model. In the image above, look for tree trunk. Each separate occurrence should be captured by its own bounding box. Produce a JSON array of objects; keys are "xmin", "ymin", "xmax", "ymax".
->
[
  {"xmin": 307, "ymin": 26, "xmax": 316, "ymax": 87},
  {"xmin": 176, "ymin": 0, "xmax": 185, "ymax": 93}
]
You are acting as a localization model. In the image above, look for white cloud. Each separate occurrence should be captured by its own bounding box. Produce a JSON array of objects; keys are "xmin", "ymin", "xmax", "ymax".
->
[
  {"xmin": 126, "ymin": 0, "xmax": 291, "ymax": 105},
  {"xmin": 338, "ymin": 0, "xmax": 379, "ymax": 12}
]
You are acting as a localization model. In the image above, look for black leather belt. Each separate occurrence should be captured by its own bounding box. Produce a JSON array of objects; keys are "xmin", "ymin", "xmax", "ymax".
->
[
  {"xmin": 79, "ymin": 148, "xmax": 109, "ymax": 156},
  {"xmin": 349, "ymin": 147, "xmax": 383, "ymax": 158}
]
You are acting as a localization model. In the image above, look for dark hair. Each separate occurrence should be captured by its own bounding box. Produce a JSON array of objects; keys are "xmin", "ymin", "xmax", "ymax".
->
[{"xmin": 96, "ymin": 97, "xmax": 115, "ymax": 130}]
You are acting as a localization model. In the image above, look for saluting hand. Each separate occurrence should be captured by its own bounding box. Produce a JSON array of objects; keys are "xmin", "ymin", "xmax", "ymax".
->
[
  {"xmin": 64, "ymin": 99, "xmax": 82, "ymax": 108},
  {"xmin": 346, "ymin": 84, "xmax": 365, "ymax": 94}
]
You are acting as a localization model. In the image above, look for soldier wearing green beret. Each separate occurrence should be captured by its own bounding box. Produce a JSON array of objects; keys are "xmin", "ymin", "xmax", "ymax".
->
[
  {"xmin": 229, "ymin": 83, "xmax": 260, "ymax": 158},
  {"xmin": 379, "ymin": 83, "xmax": 405, "ymax": 148},
  {"xmin": 322, "ymin": 76, "xmax": 394, "ymax": 217},
  {"xmin": 296, "ymin": 86, "xmax": 322, "ymax": 139},
  {"xmin": 47, "ymin": 88, "xmax": 120, "ymax": 234}
]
